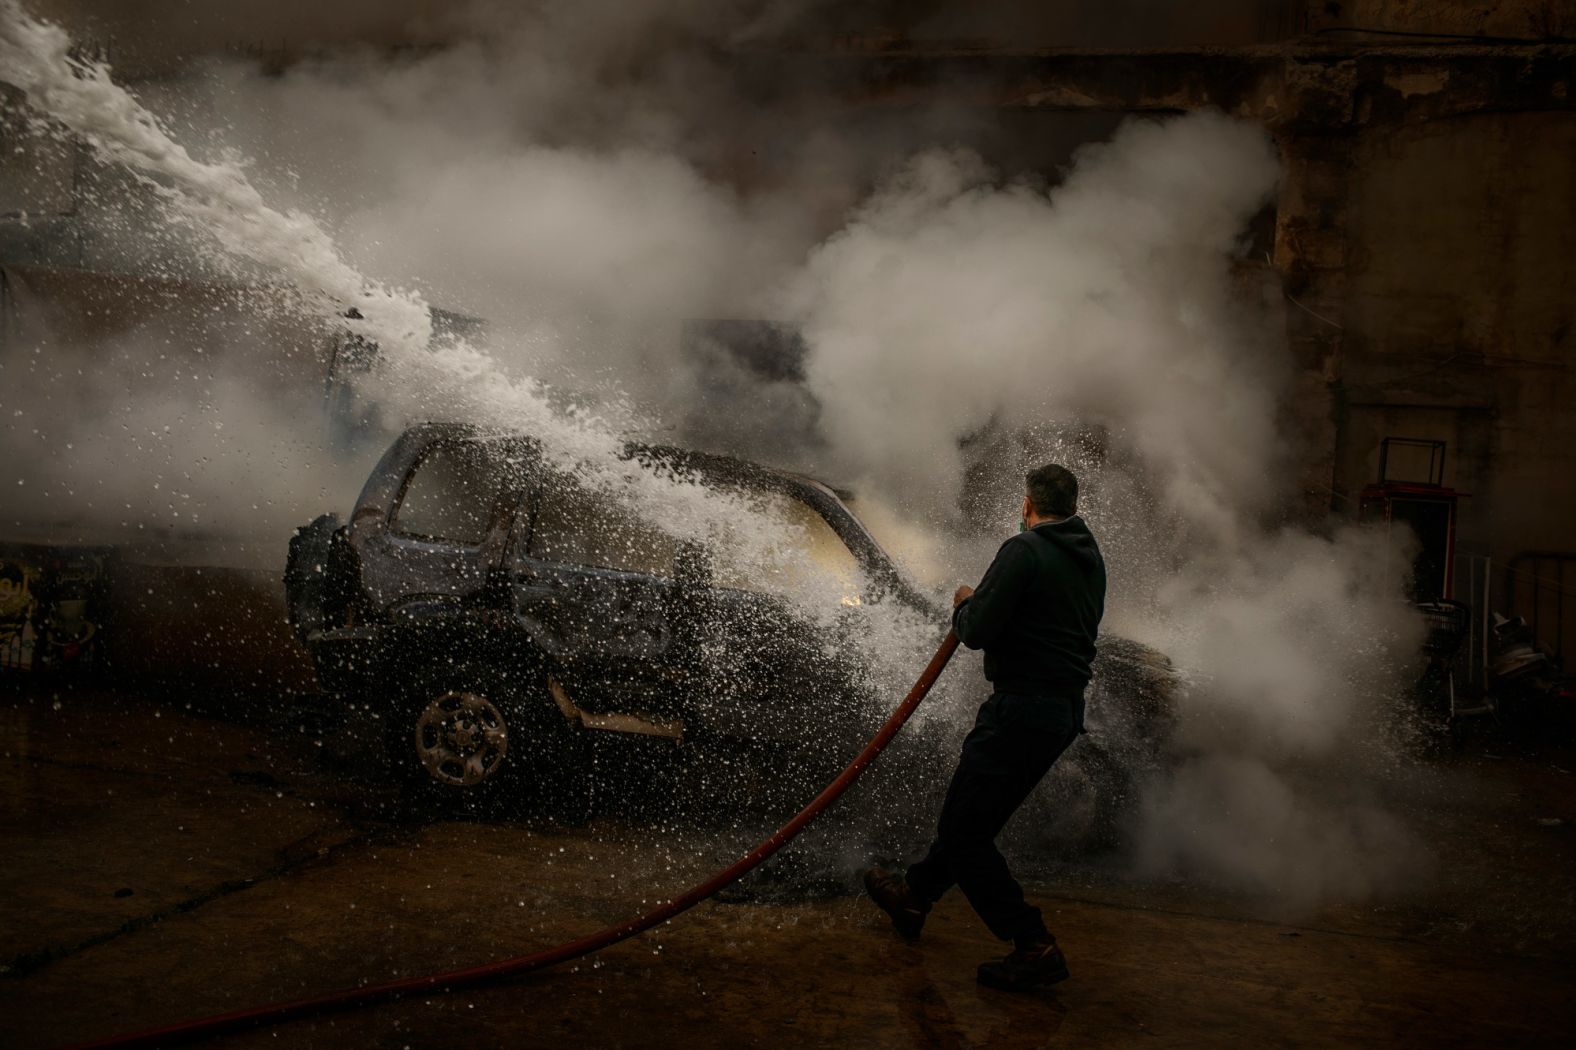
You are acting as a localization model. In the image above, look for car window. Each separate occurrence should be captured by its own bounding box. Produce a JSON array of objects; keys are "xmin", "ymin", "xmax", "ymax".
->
[
  {"xmin": 712, "ymin": 487, "xmax": 862, "ymax": 598},
  {"xmin": 392, "ymin": 441, "xmax": 504, "ymax": 546},
  {"xmin": 526, "ymin": 474, "xmax": 678, "ymax": 578}
]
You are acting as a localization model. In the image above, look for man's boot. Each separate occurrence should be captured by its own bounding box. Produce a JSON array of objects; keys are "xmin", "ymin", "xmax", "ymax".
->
[
  {"xmin": 977, "ymin": 936, "xmax": 1070, "ymax": 992},
  {"xmin": 862, "ymin": 868, "xmax": 929, "ymax": 938}
]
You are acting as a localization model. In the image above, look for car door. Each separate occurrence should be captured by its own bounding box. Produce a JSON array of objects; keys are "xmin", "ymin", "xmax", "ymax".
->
[
  {"xmin": 508, "ymin": 469, "xmax": 685, "ymax": 718},
  {"xmin": 685, "ymin": 482, "xmax": 869, "ymax": 743},
  {"xmin": 356, "ymin": 435, "xmax": 530, "ymax": 613}
]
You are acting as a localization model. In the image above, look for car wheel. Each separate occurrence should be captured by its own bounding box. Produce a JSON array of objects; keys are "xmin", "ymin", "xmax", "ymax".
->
[
  {"xmin": 384, "ymin": 666, "xmax": 591, "ymax": 821},
  {"xmin": 412, "ymin": 688, "xmax": 511, "ymax": 790}
]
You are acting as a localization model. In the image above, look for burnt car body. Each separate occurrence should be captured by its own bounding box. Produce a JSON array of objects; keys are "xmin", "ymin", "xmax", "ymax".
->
[{"xmin": 285, "ymin": 423, "xmax": 1176, "ymax": 841}]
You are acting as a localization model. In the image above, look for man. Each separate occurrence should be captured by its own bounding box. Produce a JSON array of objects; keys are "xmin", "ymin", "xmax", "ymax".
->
[{"xmin": 865, "ymin": 463, "xmax": 1106, "ymax": 992}]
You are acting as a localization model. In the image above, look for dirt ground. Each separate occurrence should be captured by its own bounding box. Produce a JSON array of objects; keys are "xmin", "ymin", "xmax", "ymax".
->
[{"xmin": 3, "ymin": 681, "xmax": 1575, "ymax": 1049}]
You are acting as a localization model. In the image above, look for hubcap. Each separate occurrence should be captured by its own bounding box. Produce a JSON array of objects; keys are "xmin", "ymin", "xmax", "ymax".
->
[{"xmin": 414, "ymin": 691, "xmax": 509, "ymax": 787}]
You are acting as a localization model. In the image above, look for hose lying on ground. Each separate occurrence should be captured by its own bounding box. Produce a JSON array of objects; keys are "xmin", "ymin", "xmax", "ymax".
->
[{"xmin": 71, "ymin": 630, "xmax": 962, "ymax": 1050}]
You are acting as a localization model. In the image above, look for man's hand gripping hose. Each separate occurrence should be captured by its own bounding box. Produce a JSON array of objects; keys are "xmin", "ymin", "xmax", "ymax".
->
[{"xmin": 69, "ymin": 630, "xmax": 961, "ymax": 1050}]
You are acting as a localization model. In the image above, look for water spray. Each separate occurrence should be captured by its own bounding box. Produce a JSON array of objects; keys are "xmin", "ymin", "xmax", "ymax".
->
[{"xmin": 65, "ymin": 632, "xmax": 960, "ymax": 1049}]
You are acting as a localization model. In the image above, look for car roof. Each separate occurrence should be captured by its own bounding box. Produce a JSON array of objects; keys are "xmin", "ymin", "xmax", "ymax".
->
[{"xmin": 404, "ymin": 421, "xmax": 841, "ymax": 499}]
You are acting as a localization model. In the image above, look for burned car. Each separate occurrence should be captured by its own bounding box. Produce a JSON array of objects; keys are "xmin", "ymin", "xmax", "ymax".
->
[{"xmin": 285, "ymin": 423, "xmax": 1176, "ymax": 843}]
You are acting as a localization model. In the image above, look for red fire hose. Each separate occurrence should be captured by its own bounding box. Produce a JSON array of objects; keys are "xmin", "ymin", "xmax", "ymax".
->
[{"xmin": 70, "ymin": 630, "xmax": 960, "ymax": 1050}]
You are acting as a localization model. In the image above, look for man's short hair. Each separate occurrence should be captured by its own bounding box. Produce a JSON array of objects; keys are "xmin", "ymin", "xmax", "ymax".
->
[{"xmin": 1025, "ymin": 463, "xmax": 1078, "ymax": 518}]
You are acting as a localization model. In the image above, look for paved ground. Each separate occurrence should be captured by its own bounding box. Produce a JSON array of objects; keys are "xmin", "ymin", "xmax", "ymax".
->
[{"xmin": 3, "ymin": 682, "xmax": 1575, "ymax": 1049}]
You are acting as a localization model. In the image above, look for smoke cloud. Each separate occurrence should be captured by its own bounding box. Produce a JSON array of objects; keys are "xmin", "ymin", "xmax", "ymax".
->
[
  {"xmin": 0, "ymin": 274, "xmax": 366, "ymax": 555},
  {"xmin": 789, "ymin": 116, "xmax": 1284, "ymax": 536}
]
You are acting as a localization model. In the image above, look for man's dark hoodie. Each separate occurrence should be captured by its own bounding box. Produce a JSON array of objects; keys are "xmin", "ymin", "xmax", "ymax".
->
[{"xmin": 951, "ymin": 515, "xmax": 1106, "ymax": 695}]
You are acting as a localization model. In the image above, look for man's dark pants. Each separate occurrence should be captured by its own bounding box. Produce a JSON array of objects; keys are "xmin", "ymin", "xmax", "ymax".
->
[{"xmin": 906, "ymin": 690, "xmax": 1084, "ymax": 943}]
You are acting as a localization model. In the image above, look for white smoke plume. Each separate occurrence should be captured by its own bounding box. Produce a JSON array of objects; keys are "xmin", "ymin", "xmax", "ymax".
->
[
  {"xmin": 789, "ymin": 116, "xmax": 1285, "ymax": 541},
  {"xmin": 0, "ymin": 297, "xmax": 366, "ymax": 552}
]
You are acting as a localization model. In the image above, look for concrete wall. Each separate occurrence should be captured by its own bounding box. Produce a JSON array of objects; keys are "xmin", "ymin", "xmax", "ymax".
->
[
  {"xmin": 1282, "ymin": 101, "xmax": 1575, "ymax": 657},
  {"xmin": 1337, "ymin": 111, "xmax": 1576, "ymax": 549},
  {"xmin": 1310, "ymin": 1, "xmax": 1576, "ymax": 39},
  {"xmin": 1291, "ymin": 99, "xmax": 1576, "ymax": 658}
]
